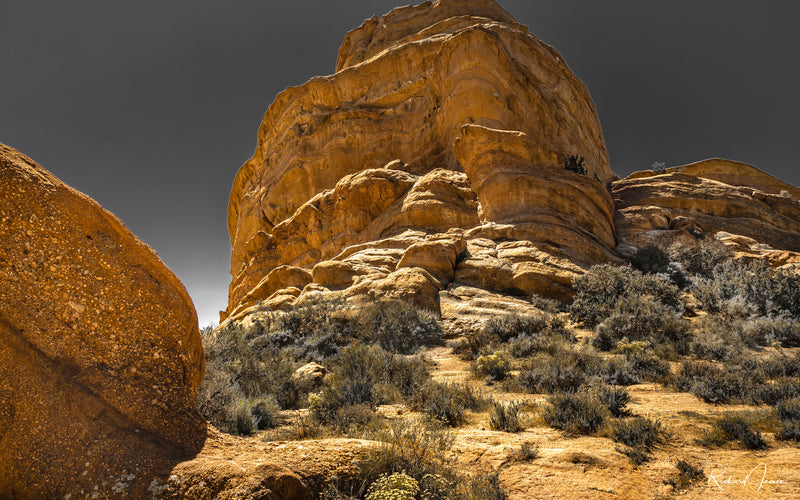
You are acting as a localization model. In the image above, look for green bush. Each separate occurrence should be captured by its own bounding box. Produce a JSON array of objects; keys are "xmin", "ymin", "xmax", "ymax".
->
[
  {"xmin": 675, "ymin": 361, "xmax": 749, "ymax": 405},
  {"xmin": 473, "ymin": 351, "xmax": 511, "ymax": 382},
  {"xmin": 669, "ymin": 460, "xmax": 705, "ymax": 491},
  {"xmin": 668, "ymin": 240, "xmax": 731, "ymax": 278},
  {"xmin": 569, "ymin": 265, "xmax": 682, "ymax": 328},
  {"xmin": 359, "ymin": 300, "xmax": 443, "ymax": 354},
  {"xmin": 594, "ymin": 384, "xmax": 631, "ymax": 417},
  {"xmin": 609, "ymin": 416, "xmax": 666, "ymax": 450},
  {"xmin": 413, "ymin": 382, "xmax": 484, "ymax": 427},
  {"xmin": 698, "ymin": 413, "xmax": 767, "ymax": 450},
  {"xmin": 312, "ymin": 344, "xmax": 428, "ymax": 423},
  {"xmin": 629, "ymin": 246, "xmax": 670, "ymax": 275},
  {"xmin": 693, "ymin": 260, "xmax": 800, "ymax": 318},
  {"xmin": 593, "ymin": 295, "xmax": 689, "ymax": 353},
  {"xmin": 517, "ymin": 347, "xmax": 601, "ymax": 394},
  {"xmin": 542, "ymin": 392, "xmax": 607, "ymax": 435},
  {"xmin": 489, "ymin": 401, "xmax": 523, "ymax": 433},
  {"xmin": 514, "ymin": 442, "xmax": 539, "ymax": 461},
  {"xmin": 456, "ymin": 313, "xmax": 572, "ymax": 360},
  {"xmin": 366, "ymin": 472, "xmax": 419, "ymax": 500},
  {"xmin": 738, "ymin": 316, "xmax": 800, "ymax": 348}
]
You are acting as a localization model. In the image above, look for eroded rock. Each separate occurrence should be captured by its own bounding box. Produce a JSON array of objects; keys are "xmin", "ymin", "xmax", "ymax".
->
[{"xmin": 224, "ymin": 0, "xmax": 617, "ymax": 321}]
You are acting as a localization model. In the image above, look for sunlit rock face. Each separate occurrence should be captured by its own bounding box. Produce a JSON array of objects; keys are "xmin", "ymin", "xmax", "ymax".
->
[
  {"xmin": 613, "ymin": 158, "xmax": 800, "ymax": 267},
  {"xmin": 224, "ymin": 0, "xmax": 619, "ymax": 321},
  {"xmin": 0, "ymin": 143, "xmax": 207, "ymax": 498}
]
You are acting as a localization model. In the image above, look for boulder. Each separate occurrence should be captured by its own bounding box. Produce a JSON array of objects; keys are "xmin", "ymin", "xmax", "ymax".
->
[{"xmin": 0, "ymin": 143, "xmax": 311, "ymax": 499}]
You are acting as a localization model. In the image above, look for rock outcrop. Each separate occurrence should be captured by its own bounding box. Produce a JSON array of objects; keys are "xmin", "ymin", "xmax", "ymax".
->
[
  {"xmin": 224, "ymin": 0, "xmax": 618, "ymax": 321},
  {"xmin": 0, "ymin": 143, "xmax": 309, "ymax": 499},
  {"xmin": 613, "ymin": 158, "xmax": 800, "ymax": 265}
]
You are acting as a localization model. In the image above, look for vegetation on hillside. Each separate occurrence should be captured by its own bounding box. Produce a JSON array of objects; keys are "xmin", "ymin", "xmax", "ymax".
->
[{"xmin": 197, "ymin": 238, "xmax": 800, "ymax": 497}]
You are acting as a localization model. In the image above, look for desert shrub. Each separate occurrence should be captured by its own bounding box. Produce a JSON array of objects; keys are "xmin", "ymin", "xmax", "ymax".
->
[
  {"xmin": 412, "ymin": 382, "xmax": 490, "ymax": 427},
  {"xmin": 358, "ymin": 300, "xmax": 443, "ymax": 354},
  {"xmin": 517, "ymin": 347, "xmax": 601, "ymax": 394},
  {"xmin": 484, "ymin": 313, "xmax": 572, "ymax": 343},
  {"xmin": 689, "ymin": 318, "xmax": 741, "ymax": 361},
  {"xmin": 753, "ymin": 378, "xmax": 800, "ymax": 406},
  {"xmin": 675, "ymin": 355, "xmax": 800, "ymax": 406},
  {"xmin": 457, "ymin": 313, "xmax": 572, "ymax": 360},
  {"xmin": 357, "ymin": 419, "xmax": 456, "ymax": 491},
  {"xmin": 630, "ymin": 245, "xmax": 670, "ymax": 275},
  {"xmin": 593, "ymin": 295, "xmax": 689, "ymax": 352},
  {"xmin": 609, "ymin": 416, "xmax": 666, "ymax": 449},
  {"xmin": 419, "ymin": 474, "xmax": 454, "ymax": 500},
  {"xmin": 514, "ymin": 442, "xmax": 539, "ymax": 461},
  {"xmin": 312, "ymin": 344, "xmax": 429, "ymax": 423},
  {"xmin": 620, "ymin": 353, "xmax": 672, "ymax": 384},
  {"xmin": 570, "ymin": 265, "xmax": 682, "ymax": 328},
  {"xmin": 489, "ymin": 401, "xmax": 523, "ymax": 433},
  {"xmin": 472, "ymin": 351, "xmax": 511, "ymax": 382},
  {"xmin": 776, "ymin": 425, "xmax": 800, "ymax": 442},
  {"xmin": 594, "ymin": 384, "xmax": 631, "ymax": 417},
  {"xmin": 693, "ymin": 260, "xmax": 800, "ymax": 318},
  {"xmin": 777, "ymin": 397, "xmax": 800, "ymax": 423},
  {"xmin": 530, "ymin": 294, "xmax": 563, "ymax": 313},
  {"xmin": 250, "ymin": 396, "xmax": 281, "ymax": 430},
  {"xmin": 616, "ymin": 445, "xmax": 650, "ymax": 466},
  {"xmin": 675, "ymin": 361, "xmax": 749, "ymax": 405},
  {"xmin": 669, "ymin": 460, "xmax": 705, "ymax": 490},
  {"xmin": 698, "ymin": 413, "xmax": 767, "ymax": 450},
  {"xmin": 366, "ymin": 472, "xmax": 419, "ymax": 500},
  {"xmin": 414, "ymin": 382, "xmax": 472, "ymax": 427},
  {"xmin": 599, "ymin": 348, "xmax": 671, "ymax": 386},
  {"xmin": 738, "ymin": 316, "xmax": 800, "ymax": 348},
  {"xmin": 542, "ymin": 392, "xmax": 607, "ymax": 435},
  {"xmin": 457, "ymin": 471, "xmax": 506, "ymax": 500},
  {"xmin": 562, "ymin": 153, "xmax": 586, "ymax": 175},
  {"xmin": 232, "ymin": 399, "xmax": 256, "ymax": 436},
  {"xmin": 668, "ymin": 240, "xmax": 732, "ymax": 278}
]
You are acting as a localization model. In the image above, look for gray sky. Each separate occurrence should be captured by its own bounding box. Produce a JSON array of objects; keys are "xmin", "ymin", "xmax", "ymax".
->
[{"xmin": 2, "ymin": 1, "xmax": 798, "ymax": 327}]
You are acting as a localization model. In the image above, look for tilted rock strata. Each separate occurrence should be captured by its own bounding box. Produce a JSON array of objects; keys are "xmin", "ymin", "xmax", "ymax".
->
[
  {"xmin": 613, "ymin": 158, "xmax": 800, "ymax": 263},
  {"xmin": 225, "ymin": 0, "xmax": 616, "ymax": 319},
  {"xmin": 0, "ymin": 144, "xmax": 310, "ymax": 499}
]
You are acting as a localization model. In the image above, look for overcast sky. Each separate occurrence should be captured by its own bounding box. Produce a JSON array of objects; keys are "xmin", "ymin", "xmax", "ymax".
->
[{"xmin": 2, "ymin": 1, "xmax": 798, "ymax": 327}]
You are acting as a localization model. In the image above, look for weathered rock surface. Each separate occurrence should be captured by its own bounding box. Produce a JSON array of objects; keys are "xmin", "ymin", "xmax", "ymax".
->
[
  {"xmin": 0, "ymin": 143, "xmax": 311, "ymax": 498},
  {"xmin": 613, "ymin": 158, "xmax": 800, "ymax": 265},
  {"xmin": 224, "ymin": 0, "xmax": 618, "ymax": 321}
]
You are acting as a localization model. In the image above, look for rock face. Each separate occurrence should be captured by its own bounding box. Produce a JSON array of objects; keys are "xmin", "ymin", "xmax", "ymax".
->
[
  {"xmin": 613, "ymin": 158, "xmax": 800, "ymax": 264},
  {"xmin": 225, "ymin": 0, "xmax": 617, "ymax": 321},
  {"xmin": 0, "ymin": 143, "xmax": 205, "ymax": 496},
  {"xmin": 0, "ymin": 144, "xmax": 311, "ymax": 499}
]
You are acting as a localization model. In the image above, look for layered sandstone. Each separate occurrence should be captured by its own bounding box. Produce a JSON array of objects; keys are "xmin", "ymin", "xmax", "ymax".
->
[
  {"xmin": 613, "ymin": 158, "xmax": 800, "ymax": 266},
  {"xmin": 225, "ymin": 0, "xmax": 617, "ymax": 321},
  {"xmin": 0, "ymin": 144, "xmax": 309, "ymax": 499}
]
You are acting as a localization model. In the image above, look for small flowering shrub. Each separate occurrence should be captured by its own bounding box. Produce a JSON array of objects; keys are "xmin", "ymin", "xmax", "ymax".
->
[
  {"xmin": 366, "ymin": 472, "xmax": 419, "ymax": 500},
  {"xmin": 473, "ymin": 351, "xmax": 510, "ymax": 382}
]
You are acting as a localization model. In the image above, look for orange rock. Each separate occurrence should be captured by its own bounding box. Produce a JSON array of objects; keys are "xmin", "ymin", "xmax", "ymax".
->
[
  {"xmin": 0, "ymin": 143, "xmax": 203, "ymax": 496},
  {"xmin": 225, "ymin": 0, "xmax": 615, "ymax": 319},
  {"xmin": 0, "ymin": 143, "xmax": 311, "ymax": 499},
  {"xmin": 613, "ymin": 160, "xmax": 800, "ymax": 253}
]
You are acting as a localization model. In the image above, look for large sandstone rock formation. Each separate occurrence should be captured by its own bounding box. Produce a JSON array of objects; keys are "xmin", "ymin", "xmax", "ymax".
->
[
  {"xmin": 613, "ymin": 158, "xmax": 800, "ymax": 266},
  {"xmin": 224, "ymin": 0, "xmax": 618, "ymax": 321},
  {"xmin": 0, "ymin": 143, "xmax": 310, "ymax": 499}
]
